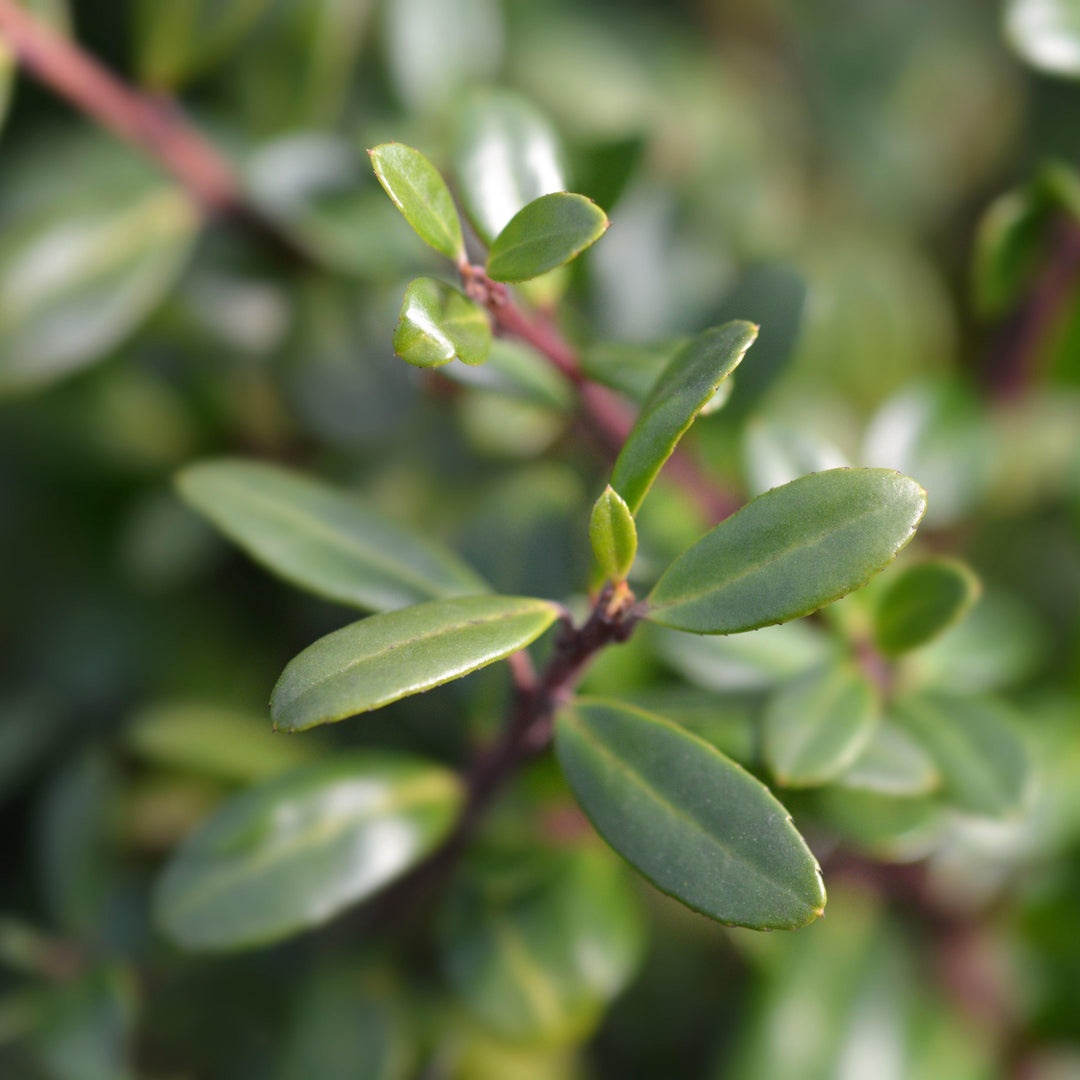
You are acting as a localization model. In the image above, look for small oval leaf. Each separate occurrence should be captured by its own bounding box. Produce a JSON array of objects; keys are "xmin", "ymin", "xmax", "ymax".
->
[
  {"xmin": 453, "ymin": 89, "xmax": 567, "ymax": 245},
  {"xmin": 177, "ymin": 459, "xmax": 488, "ymax": 612},
  {"xmin": 873, "ymin": 557, "xmax": 981, "ymax": 656},
  {"xmin": 272, "ymin": 596, "xmax": 561, "ymax": 732},
  {"xmin": 393, "ymin": 277, "xmax": 491, "ymax": 368},
  {"xmin": 486, "ymin": 193, "xmax": 608, "ymax": 283},
  {"xmin": 153, "ymin": 753, "xmax": 463, "ymax": 949},
  {"xmin": 892, "ymin": 694, "xmax": 1032, "ymax": 819},
  {"xmin": 589, "ymin": 486, "xmax": 637, "ymax": 583},
  {"xmin": 555, "ymin": 698, "xmax": 826, "ymax": 929},
  {"xmin": 763, "ymin": 664, "xmax": 879, "ymax": 788},
  {"xmin": 369, "ymin": 143, "xmax": 465, "ymax": 262},
  {"xmin": 610, "ymin": 322, "xmax": 758, "ymax": 514},
  {"xmin": 647, "ymin": 469, "xmax": 927, "ymax": 635}
]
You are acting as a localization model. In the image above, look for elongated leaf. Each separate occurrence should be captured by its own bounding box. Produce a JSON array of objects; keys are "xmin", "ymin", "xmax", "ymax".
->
[
  {"xmin": 177, "ymin": 459, "xmax": 488, "ymax": 611},
  {"xmin": 873, "ymin": 557, "xmax": 981, "ymax": 656},
  {"xmin": 892, "ymin": 695, "xmax": 1031, "ymax": 818},
  {"xmin": 611, "ymin": 322, "xmax": 758, "ymax": 514},
  {"xmin": 272, "ymin": 596, "xmax": 561, "ymax": 732},
  {"xmin": 134, "ymin": 0, "xmax": 272, "ymax": 89},
  {"xmin": 1006, "ymin": 0, "xmax": 1080, "ymax": 77},
  {"xmin": 835, "ymin": 721, "xmax": 941, "ymax": 796},
  {"xmin": 590, "ymin": 486, "xmax": 637, "ymax": 583},
  {"xmin": 0, "ymin": 185, "xmax": 198, "ymax": 397},
  {"xmin": 764, "ymin": 664, "xmax": 878, "ymax": 788},
  {"xmin": 453, "ymin": 89, "xmax": 567, "ymax": 245},
  {"xmin": 393, "ymin": 277, "xmax": 491, "ymax": 368},
  {"xmin": 369, "ymin": 143, "xmax": 465, "ymax": 262},
  {"xmin": 647, "ymin": 469, "xmax": 926, "ymax": 634},
  {"xmin": 154, "ymin": 753, "xmax": 462, "ymax": 949},
  {"xmin": 438, "ymin": 846, "xmax": 645, "ymax": 1043},
  {"xmin": 555, "ymin": 698, "xmax": 825, "ymax": 929},
  {"xmin": 486, "ymin": 193, "xmax": 608, "ymax": 283}
]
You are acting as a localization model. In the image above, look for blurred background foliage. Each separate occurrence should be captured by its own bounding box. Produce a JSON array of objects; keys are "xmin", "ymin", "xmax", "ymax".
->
[{"xmin": 1, "ymin": 0, "xmax": 1080, "ymax": 1077}]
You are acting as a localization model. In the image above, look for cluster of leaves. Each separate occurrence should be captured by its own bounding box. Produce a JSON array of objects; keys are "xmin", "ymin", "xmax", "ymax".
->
[{"xmin": 1, "ymin": 1, "xmax": 1080, "ymax": 1078}]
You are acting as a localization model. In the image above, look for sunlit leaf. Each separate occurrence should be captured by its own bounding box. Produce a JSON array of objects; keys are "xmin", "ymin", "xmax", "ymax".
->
[
  {"xmin": 177, "ymin": 458, "xmax": 488, "ymax": 611},
  {"xmin": 393, "ymin": 277, "xmax": 491, "ymax": 368},
  {"xmin": 154, "ymin": 753, "xmax": 463, "ymax": 949},
  {"xmin": 589, "ymin": 486, "xmax": 637, "ymax": 583},
  {"xmin": 271, "ymin": 596, "xmax": 561, "ymax": 732},
  {"xmin": 647, "ymin": 469, "xmax": 926, "ymax": 634},
  {"xmin": 556, "ymin": 698, "xmax": 826, "ymax": 929}
]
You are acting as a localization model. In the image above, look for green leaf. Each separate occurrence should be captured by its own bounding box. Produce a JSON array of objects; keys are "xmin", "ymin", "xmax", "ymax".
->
[
  {"xmin": 647, "ymin": 469, "xmax": 926, "ymax": 635},
  {"xmin": 579, "ymin": 339, "xmax": 687, "ymax": 402},
  {"xmin": 368, "ymin": 143, "xmax": 465, "ymax": 262},
  {"xmin": 393, "ymin": 277, "xmax": 491, "ymax": 368},
  {"xmin": 134, "ymin": 0, "xmax": 272, "ymax": 89},
  {"xmin": 177, "ymin": 458, "xmax": 488, "ymax": 611},
  {"xmin": 764, "ymin": 664, "xmax": 879, "ymax": 788},
  {"xmin": 125, "ymin": 701, "xmax": 317, "ymax": 784},
  {"xmin": 835, "ymin": 721, "xmax": 941, "ymax": 797},
  {"xmin": 153, "ymin": 753, "xmax": 463, "ymax": 949},
  {"xmin": 438, "ymin": 846, "xmax": 645, "ymax": 1044},
  {"xmin": 610, "ymin": 322, "xmax": 758, "ymax": 514},
  {"xmin": 873, "ymin": 558, "xmax": 981, "ymax": 656},
  {"xmin": 1005, "ymin": 0, "xmax": 1080, "ymax": 78},
  {"xmin": 590, "ymin": 486, "xmax": 637, "ymax": 583},
  {"xmin": 892, "ymin": 695, "xmax": 1031, "ymax": 818},
  {"xmin": 0, "ymin": 184, "xmax": 198, "ymax": 397},
  {"xmin": 972, "ymin": 187, "xmax": 1051, "ymax": 317},
  {"xmin": 453, "ymin": 89, "xmax": 568, "ymax": 245},
  {"xmin": 555, "ymin": 698, "xmax": 826, "ymax": 929},
  {"xmin": 486, "ymin": 193, "xmax": 609, "ymax": 283},
  {"xmin": 271, "ymin": 596, "xmax": 561, "ymax": 732}
]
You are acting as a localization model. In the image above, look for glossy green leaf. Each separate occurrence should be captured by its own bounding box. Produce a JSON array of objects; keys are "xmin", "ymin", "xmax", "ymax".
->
[
  {"xmin": 177, "ymin": 459, "xmax": 488, "ymax": 611},
  {"xmin": 555, "ymin": 698, "xmax": 826, "ymax": 929},
  {"xmin": 893, "ymin": 694, "xmax": 1031, "ymax": 818},
  {"xmin": 835, "ymin": 721, "xmax": 941, "ymax": 796},
  {"xmin": 154, "ymin": 753, "xmax": 463, "ymax": 949},
  {"xmin": 590, "ymin": 486, "xmax": 637, "ymax": 583},
  {"xmin": 486, "ymin": 193, "xmax": 608, "ymax": 283},
  {"xmin": 272, "ymin": 596, "xmax": 561, "ymax": 732},
  {"xmin": 125, "ymin": 701, "xmax": 317, "ymax": 783},
  {"xmin": 764, "ymin": 664, "xmax": 879, "ymax": 788},
  {"xmin": 369, "ymin": 143, "xmax": 465, "ymax": 262},
  {"xmin": 393, "ymin": 277, "xmax": 491, "ymax": 368},
  {"xmin": 873, "ymin": 557, "xmax": 981, "ymax": 656},
  {"xmin": 0, "ymin": 184, "xmax": 198, "ymax": 397},
  {"xmin": 453, "ymin": 89, "xmax": 567, "ymax": 245},
  {"xmin": 1005, "ymin": 0, "xmax": 1080, "ymax": 77},
  {"xmin": 610, "ymin": 322, "xmax": 758, "ymax": 514},
  {"xmin": 439, "ymin": 846, "xmax": 645, "ymax": 1044},
  {"xmin": 134, "ymin": 0, "xmax": 272, "ymax": 89},
  {"xmin": 647, "ymin": 469, "xmax": 926, "ymax": 635}
]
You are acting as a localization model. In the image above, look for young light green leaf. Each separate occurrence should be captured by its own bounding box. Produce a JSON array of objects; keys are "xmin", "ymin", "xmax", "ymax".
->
[
  {"xmin": 610, "ymin": 322, "xmax": 758, "ymax": 514},
  {"xmin": 1005, "ymin": 0, "xmax": 1080, "ymax": 78},
  {"xmin": 438, "ymin": 846, "xmax": 645, "ymax": 1043},
  {"xmin": 368, "ymin": 143, "xmax": 465, "ymax": 262},
  {"xmin": 764, "ymin": 664, "xmax": 879, "ymax": 788},
  {"xmin": 134, "ymin": 0, "xmax": 272, "ymax": 89},
  {"xmin": 647, "ymin": 469, "xmax": 926, "ymax": 635},
  {"xmin": 177, "ymin": 458, "xmax": 488, "ymax": 611},
  {"xmin": 555, "ymin": 698, "xmax": 826, "ymax": 930},
  {"xmin": 873, "ymin": 557, "xmax": 981, "ymax": 656},
  {"xmin": 486, "ymin": 193, "xmax": 609, "ymax": 283},
  {"xmin": 453, "ymin": 89, "xmax": 568, "ymax": 245},
  {"xmin": 393, "ymin": 277, "xmax": 491, "ymax": 368},
  {"xmin": 590, "ymin": 486, "xmax": 637, "ymax": 583},
  {"xmin": 893, "ymin": 694, "xmax": 1031, "ymax": 818},
  {"xmin": 153, "ymin": 753, "xmax": 463, "ymax": 949},
  {"xmin": 835, "ymin": 721, "xmax": 941, "ymax": 797},
  {"xmin": 0, "ymin": 186, "xmax": 198, "ymax": 397},
  {"xmin": 272, "ymin": 596, "xmax": 561, "ymax": 732}
]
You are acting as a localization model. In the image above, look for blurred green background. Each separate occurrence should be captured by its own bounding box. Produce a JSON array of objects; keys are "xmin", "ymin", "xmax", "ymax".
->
[{"xmin": 2, "ymin": 0, "xmax": 1080, "ymax": 1077}]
